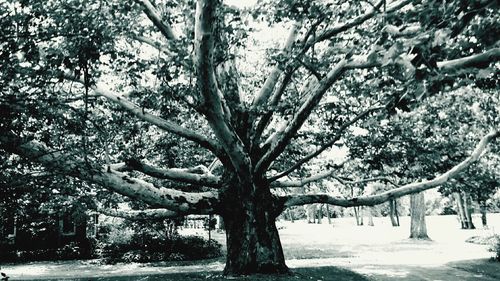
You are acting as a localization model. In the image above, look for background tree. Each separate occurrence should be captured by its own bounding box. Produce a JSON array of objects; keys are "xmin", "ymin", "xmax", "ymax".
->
[{"xmin": 1, "ymin": 0, "xmax": 499, "ymax": 276}]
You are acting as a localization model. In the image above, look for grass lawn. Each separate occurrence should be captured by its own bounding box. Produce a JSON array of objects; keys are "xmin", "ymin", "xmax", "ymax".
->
[
  {"xmin": 2, "ymin": 214, "xmax": 500, "ymax": 280},
  {"xmin": 23, "ymin": 267, "xmax": 370, "ymax": 281}
]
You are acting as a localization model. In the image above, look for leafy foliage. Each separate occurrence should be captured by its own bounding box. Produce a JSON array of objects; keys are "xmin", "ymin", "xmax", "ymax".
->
[{"xmin": 0, "ymin": 0, "xmax": 499, "ymax": 273}]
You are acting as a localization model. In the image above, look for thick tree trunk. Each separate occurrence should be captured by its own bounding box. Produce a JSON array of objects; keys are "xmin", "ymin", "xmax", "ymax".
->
[
  {"xmin": 223, "ymin": 209, "xmax": 288, "ymax": 275},
  {"xmin": 389, "ymin": 199, "xmax": 400, "ymax": 226},
  {"xmin": 409, "ymin": 192, "xmax": 429, "ymax": 239},
  {"xmin": 220, "ymin": 179, "xmax": 288, "ymax": 275}
]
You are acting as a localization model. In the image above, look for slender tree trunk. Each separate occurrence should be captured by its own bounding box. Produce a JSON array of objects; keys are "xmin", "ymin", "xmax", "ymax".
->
[
  {"xmin": 359, "ymin": 207, "xmax": 364, "ymax": 225},
  {"xmin": 389, "ymin": 199, "xmax": 400, "ymax": 226},
  {"xmin": 367, "ymin": 207, "xmax": 374, "ymax": 226},
  {"xmin": 480, "ymin": 201, "xmax": 488, "ymax": 228},
  {"xmin": 352, "ymin": 187, "xmax": 362, "ymax": 226},
  {"xmin": 354, "ymin": 206, "xmax": 363, "ymax": 226},
  {"xmin": 286, "ymin": 208, "xmax": 294, "ymax": 223},
  {"xmin": 395, "ymin": 200, "xmax": 400, "ymax": 226},
  {"xmin": 409, "ymin": 192, "xmax": 429, "ymax": 239},
  {"xmin": 454, "ymin": 192, "xmax": 467, "ymax": 229},
  {"xmin": 463, "ymin": 193, "xmax": 475, "ymax": 229},
  {"xmin": 306, "ymin": 204, "xmax": 316, "ymax": 223},
  {"xmin": 317, "ymin": 204, "xmax": 323, "ymax": 224},
  {"xmin": 326, "ymin": 204, "xmax": 332, "ymax": 225}
]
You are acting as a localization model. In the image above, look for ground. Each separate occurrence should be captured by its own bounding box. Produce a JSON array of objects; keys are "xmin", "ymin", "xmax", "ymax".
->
[{"xmin": 2, "ymin": 214, "xmax": 499, "ymax": 280}]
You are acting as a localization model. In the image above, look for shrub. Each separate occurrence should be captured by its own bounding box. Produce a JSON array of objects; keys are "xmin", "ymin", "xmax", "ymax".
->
[
  {"xmin": 56, "ymin": 242, "xmax": 83, "ymax": 260},
  {"xmin": 489, "ymin": 235, "xmax": 500, "ymax": 262},
  {"xmin": 169, "ymin": 235, "xmax": 222, "ymax": 260},
  {"xmin": 99, "ymin": 234, "xmax": 222, "ymax": 264},
  {"xmin": 0, "ymin": 238, "xmax": 97, "ymax": 262}
]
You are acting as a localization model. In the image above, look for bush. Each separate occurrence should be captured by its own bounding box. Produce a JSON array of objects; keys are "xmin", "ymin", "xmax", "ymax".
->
[
  {"xmin": 489, "ymin": 235, "xmax": 500, "ymax": 262},
  {"xmin": 99, "ymin": 234, "xmax": 222, "ymax": 264},
  {"xmin": 169, "ymin": 235, "xmax": 222, "ymax": 260},
  {"xmin": 0, "ymin": 239, "xmax": 95, "ymax": 262}
]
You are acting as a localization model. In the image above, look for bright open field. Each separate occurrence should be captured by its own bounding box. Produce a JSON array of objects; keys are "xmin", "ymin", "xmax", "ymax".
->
[{"xmin": 2, "ymin": 214, "xmax": 499, "ymax": 280}]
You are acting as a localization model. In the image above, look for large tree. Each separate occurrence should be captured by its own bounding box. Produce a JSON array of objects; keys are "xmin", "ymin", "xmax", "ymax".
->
[{"xmin": 1, "ymin": 0, "xmax": 499, "ymax": 275}]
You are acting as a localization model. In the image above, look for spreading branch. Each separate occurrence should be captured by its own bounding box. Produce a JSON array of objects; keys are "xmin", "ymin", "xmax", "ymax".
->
[
  {"xmin": 251, "ymin": 22, "xmax": 301, "ymax": 109},
  {"xmin": 130, "ymin": 34, "xmax": 173, "ymax": 55},
  {"xmin": 252, "ymin": 69, "xmax": 296, "ymax": 146},
  {"xmin": 303, "ymin": 0, "xmax": 412, "ymax": 49},
  {"xmin": 255, "ymin": 59, "xmax": 348, "ymax": 175},
  {"xmin": 63, "ymin": 76, "xmax": 225, "ymax": 159},
  {"xmin": 281, "ymin": 130, "xmax": 499, "ymax": 208},
  {"xmin": 437, "ymin": 47, "xmax": 500, "ymax": 70},
  {"xmin": 346, "ymin": 47, "xmax": 500, "ymax": 71},
  {"xmin": 194, "ymin": 0, "xmax": 251, "ymax": 177},
  {"xmin": 122, "ymin": 158, "xmax": 221, "ymax": 187},
  {"xmin": 268, "ymin": 106, "xmax": 383, "ymax": 182},
  {"xmin": 98, "ymin": 208, "xmax": 180, "ymax": 220},
  {"xmin": 135, "ymin": 0, "xmax": 178, "ymax": 41},
  {"xmin": 332, "ymin": 176, "xmax": 398, "ymax": 187},
  {"xmin": 251, "ymin": 1, "xmax": 410, "ymax": 145},
  {"xmin": 0, "ymin": 133, "xmax": 220, "ymax": 214},
  {"xmin": 270, "ymin": 162, "xmax": 347, "ymax": 188}
]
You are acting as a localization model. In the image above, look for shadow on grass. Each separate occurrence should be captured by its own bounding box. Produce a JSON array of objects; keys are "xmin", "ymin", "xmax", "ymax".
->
[
  {"xmin": 351, "ymin": 258, "xmax": 500, "ymax": 281},
  {"xmin": 447, "ymin": 258, "xmax": 500, "ymax": 280},
  {"xmin": 20, "ymin": 266, "xmax": 372, "ymax": 281}
]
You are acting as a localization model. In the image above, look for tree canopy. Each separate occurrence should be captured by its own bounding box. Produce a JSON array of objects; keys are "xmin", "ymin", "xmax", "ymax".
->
[{"xmin": 1, "ymin": 0, "xmax": 499, "ymax": 275}]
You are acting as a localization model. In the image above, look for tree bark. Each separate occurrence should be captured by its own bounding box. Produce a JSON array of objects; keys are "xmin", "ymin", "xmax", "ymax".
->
[
  {"xmin": 286, "ymin": 208, "xmax": 294, "ymax": 223},
  {"xmin": 326, "ymin": 204, "xmax": 332, "ymax": 225},
  {"xmin": 389, "ymin": 199, "xmax": 400, "ymax": 226},
  {"xmin": 454, "ymin": 192, "xmax": 467, "ymax": 228},
  {"xmin": 354, "ymin": 206, "xmax": 364, "ymax": 226},
  {"xmin": 317, "ymin": 204, "xmax": 323, "ymax": 224},
  {"xmin": 353, "ymin": 206, "xmax": 360, "ymax": 225},
  {"xmin": 395, "ymin": 200, "xmax": 400, "ymax": 226},
  {"xmin": 409, "ymin": 192, "xmax": 429, "ymax": 239},
  {"xmin": 306, "ymin": 204, "xmax": 317, "ymax": 223},
  {"xmin": 367, "ymin": 207, "xmax": 375, "ymax": 226},
  {"xmin": 480, "ymin": 201, "xmax": 487, "ymax": 228},
  {"xmin": 463, "ymin": 192, "xmax": 475, "ymax": 229},
  {"xmin": 220, "ymin": 180, "xmax": 288, "ymax": 275}
]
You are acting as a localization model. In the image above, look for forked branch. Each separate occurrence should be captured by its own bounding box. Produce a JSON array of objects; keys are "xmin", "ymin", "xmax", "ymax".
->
[
  {"xmin": 0, "ymin": 133, "xmax": 221, "ymax": 214},
  {"xmin": 255, "ymin": 59, "xmax": 348, "ymax": 175},
  {"xmin": 63, "ymin": 76, "xmax": 225, "ymax": 159},
  {"xmin": 194, "ymin": 0, "xmax": 251, "ymax": 177},
  {"xmin": 303, "ymin": 0, "xmax": 412, "ymax": 50},
  {"xmin": 251, "ymin": 22, "xmax": 301, "ymax": 109},
  {"xmin": 268, "ymin": 106, "xmax": 384, "ymax": 182}
]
